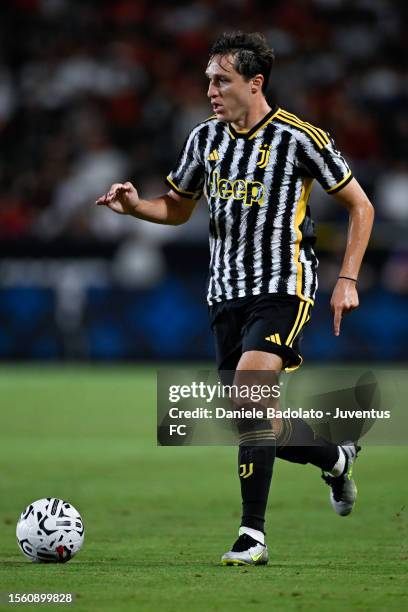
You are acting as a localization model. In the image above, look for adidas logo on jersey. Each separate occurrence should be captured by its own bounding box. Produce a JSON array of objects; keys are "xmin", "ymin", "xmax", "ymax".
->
[
  {"xmin": 265, "ymin": 333, "xmax": 281, "ymax": 345},
  {"xmin": 208, "ymin": 149, "xmax": 219, "ymax": 161}
]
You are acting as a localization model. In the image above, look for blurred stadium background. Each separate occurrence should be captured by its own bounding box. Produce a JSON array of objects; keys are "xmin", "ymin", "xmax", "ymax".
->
[{"xmin": 0, "ymin": 0, "xmax": 406, "ymax": 363}]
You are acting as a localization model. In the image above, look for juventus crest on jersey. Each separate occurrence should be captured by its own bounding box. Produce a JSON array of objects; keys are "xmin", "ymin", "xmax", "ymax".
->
[{"xmin": 166, "ymin": 106, "xmax": 352, "ymax": 305}]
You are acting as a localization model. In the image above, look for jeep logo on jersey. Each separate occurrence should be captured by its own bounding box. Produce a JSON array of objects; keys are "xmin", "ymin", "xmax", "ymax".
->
[
  {"xmin": 209, "ymin": 170, "xmax": 265, "ymax": 207},
  {"xmin": 257, "ymin": 144, "xmax": 271, "ymax": 169}
]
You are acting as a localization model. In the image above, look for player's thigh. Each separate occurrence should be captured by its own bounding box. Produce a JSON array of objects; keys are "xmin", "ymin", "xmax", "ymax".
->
[{"xmin": 242, "ymin": 295, "xmax": 312, "ymax": 372}]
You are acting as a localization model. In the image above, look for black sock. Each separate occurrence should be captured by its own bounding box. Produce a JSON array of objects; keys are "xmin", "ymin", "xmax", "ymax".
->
[
  {"xmin": 276, "ymin": 418, "xmax": 339, "ymax": 472},
  {"xmin": 238, "ymin": 419, "xmax": 276, "ymax": 533}
]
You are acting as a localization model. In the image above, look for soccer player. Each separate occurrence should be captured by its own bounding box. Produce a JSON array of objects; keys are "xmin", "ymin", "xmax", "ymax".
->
[{"xmin": 96, "ymin": 32, "xmax": 374, "ymax": 566}]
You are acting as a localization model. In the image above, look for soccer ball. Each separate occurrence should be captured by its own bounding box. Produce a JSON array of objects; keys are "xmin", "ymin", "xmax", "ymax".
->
[{"xmin": 16, "ymin": 498, "xmax": 84, "ymax": 563}]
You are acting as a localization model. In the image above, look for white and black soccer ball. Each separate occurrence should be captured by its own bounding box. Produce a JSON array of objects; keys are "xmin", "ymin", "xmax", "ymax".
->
[{"xmin": 16, "ymin": 498, "xmax": 84, "ymax": 563}]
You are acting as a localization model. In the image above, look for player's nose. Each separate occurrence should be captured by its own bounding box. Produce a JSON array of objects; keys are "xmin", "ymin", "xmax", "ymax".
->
[{"xmin": 207, "ymin": 81, "xmax": 218, "ymax": 99}]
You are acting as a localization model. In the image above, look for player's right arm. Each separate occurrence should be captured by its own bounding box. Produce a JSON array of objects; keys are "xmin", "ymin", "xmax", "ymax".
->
[
  {"xmin": 96, "ymin": 121, "xmax": 207, "ymax": 225},
  {"xmin": 95, "ymin": 182, "xmax": 197, "ymax": 226}
]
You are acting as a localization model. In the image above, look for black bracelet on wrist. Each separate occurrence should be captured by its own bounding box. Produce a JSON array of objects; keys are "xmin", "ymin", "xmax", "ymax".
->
[{"xmin": 338, "ymin": 275, "xmax": 357, "ymax": 283}]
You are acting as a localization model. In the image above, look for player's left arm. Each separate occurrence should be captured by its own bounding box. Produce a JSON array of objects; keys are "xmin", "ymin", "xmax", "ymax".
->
[{"xmin": 330, "ymin": 178, "xmax": 375, "ymax": 336}]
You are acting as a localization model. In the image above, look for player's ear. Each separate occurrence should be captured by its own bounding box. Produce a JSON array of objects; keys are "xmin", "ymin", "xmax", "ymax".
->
[{"xmin": 251, "ymin": 74, "xmax": 264, "ymax": 94}]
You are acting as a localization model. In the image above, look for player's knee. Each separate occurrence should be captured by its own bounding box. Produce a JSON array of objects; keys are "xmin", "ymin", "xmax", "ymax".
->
[
  {"xmin": 233, "ymin": 351, "xmax": 282, "ymax": 404},
  {"xmin": 237, "ymin": 350, "xmax": 283, "ymax": 373}
]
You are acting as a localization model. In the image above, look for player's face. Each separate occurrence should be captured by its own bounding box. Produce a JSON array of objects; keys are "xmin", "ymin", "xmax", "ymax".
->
[{"xmin": 206, "ymin": 54, "xmax": 254, "ymax": 123}]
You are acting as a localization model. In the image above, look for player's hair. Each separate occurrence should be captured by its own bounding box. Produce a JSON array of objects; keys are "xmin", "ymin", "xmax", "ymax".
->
[{"xmin": 210, "ymin": 31, "xmax": 275, "ymax": 93}]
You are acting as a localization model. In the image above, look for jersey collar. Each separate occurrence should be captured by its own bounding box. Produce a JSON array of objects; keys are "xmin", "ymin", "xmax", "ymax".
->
[{"xmin": 226, "ymin": 104, "xmax": 279, "ymax": 140}]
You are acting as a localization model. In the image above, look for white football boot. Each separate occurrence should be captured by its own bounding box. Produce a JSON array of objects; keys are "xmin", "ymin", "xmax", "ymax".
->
[
  {"xmin": 322, "ymin": 442, "xmax": 360, "ymax": 516},
  {"xmin": 221, "ymin": 527, "xmax": 268, "ymax": 566}
]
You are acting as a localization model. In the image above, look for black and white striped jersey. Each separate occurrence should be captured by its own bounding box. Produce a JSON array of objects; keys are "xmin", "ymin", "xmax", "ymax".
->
[{"xmin": 166, "ymin": 105, "xmax": 352, "ymax": 305}]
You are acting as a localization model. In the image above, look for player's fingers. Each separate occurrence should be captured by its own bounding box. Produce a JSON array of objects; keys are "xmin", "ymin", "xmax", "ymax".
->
[
  {"xmin": 107, "ymin": 183, "xmax": 126, "ymax": 200},
  {"xmin": 98, "ymin": 182, "xmax": 133, "ymax": 205},
  {"xmin": 333, "ymin": 307, "xmax": 343, "ymax": 336},
  {"xmin": 95, "ymin": 194, "xmax": 108, "ymax": 205}
]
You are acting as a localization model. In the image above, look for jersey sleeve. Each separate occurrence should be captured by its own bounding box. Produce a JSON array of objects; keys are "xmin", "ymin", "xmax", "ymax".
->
[
  {"xmin": 297, "ymin": 130, "xmax": 353, "ymax": 194},
  {"xmin": 166, "ymin": 127, "xmax": 205, "ymax": 200}
]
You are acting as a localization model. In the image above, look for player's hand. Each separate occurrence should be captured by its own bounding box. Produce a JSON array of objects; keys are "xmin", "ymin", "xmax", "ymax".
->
[
  {"xmin": 330, "ymin": 278, "xmax": 359, "ymax": 337},
  {"xmin": 95, "ymin": 182, "xmax": 139, "ymax": 215}
]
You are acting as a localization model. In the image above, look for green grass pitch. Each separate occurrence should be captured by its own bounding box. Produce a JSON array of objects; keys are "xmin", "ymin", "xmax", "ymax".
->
[{"xmin": 0, "ymin": 366, "xmax": 407, "ymax": 611}]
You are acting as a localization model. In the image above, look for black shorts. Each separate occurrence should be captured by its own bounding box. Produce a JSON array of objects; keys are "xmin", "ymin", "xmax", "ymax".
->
[{"xmin": 209, "ymin": 294, "xmax": 312, "ymax": 373}]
